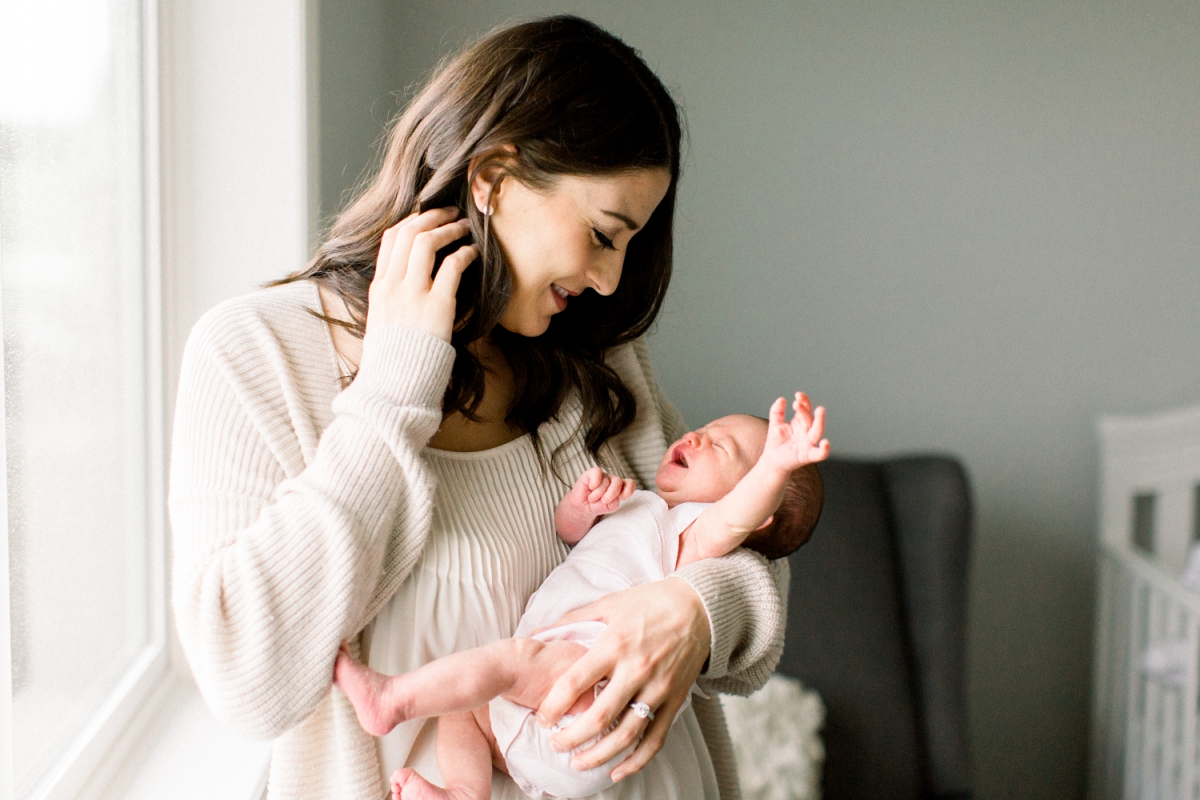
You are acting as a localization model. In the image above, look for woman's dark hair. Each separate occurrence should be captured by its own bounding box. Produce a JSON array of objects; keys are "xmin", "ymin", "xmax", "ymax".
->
[{"xmin": 277, "ymin": 15, "xmax": 682, "ymax": 461}]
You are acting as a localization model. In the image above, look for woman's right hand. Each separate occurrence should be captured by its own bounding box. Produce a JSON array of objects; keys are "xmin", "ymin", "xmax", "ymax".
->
[{"xmin": 366, "ymin": 207, "xmax": 478, "ymax": 342}]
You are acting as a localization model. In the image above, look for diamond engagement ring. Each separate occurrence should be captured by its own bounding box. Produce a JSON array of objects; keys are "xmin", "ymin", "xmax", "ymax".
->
[{"xmin": 629, "ymin": 701, "xmax": 655, "ymax": 721}]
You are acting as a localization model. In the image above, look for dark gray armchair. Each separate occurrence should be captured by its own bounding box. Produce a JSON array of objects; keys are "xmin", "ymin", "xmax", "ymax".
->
[{"xmin": 777, "ymin": 456, "xmax": 973, "ymax": 800}]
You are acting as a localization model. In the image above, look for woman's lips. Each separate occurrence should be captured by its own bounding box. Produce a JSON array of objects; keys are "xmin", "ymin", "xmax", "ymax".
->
[{"xmin": 551, "ymin": 284, "xmax": 570, "ymax": 312}]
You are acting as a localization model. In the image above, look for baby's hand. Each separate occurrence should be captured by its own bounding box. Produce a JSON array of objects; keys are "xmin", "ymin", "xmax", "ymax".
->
[
  {"xmin": 566, "ymin": 467, "xmax": 637, "ymax": 517},
  {"xmin": 761, "ymin": 392, "xmax": 831, "ymax": 473},
  {"xmin": 556, "ymin": 467, "xmax": 637, "ymax": 545}
]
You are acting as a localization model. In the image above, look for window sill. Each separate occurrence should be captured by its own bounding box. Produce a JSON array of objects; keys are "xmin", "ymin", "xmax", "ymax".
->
[{"xmin": 92, "ymin": 671, "xmax": 272, "ymax": 800}]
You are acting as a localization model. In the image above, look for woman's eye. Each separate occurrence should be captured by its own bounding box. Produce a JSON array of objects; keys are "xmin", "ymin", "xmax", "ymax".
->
[{"xmin": 592, "ymin": 227, "xmax": 617, "ymax": 251}]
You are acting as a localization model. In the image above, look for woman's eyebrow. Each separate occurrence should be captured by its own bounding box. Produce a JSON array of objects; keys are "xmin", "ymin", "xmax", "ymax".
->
[{"xmin": 601, "ymin": 209, "xmax": 641, "ymax": 231}]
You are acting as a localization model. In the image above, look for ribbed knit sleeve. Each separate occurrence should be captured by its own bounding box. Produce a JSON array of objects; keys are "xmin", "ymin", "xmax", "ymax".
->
[
  {"xmin": 169, "ymin": 291, "xmax": 454, "ymax": 740},
  {"xmin": 614, "ymin": 339, "xmax": 789, "ymax": 695}
]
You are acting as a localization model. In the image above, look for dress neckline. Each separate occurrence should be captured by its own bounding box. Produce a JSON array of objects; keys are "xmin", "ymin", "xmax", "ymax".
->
[{"xmin": 424, "ymin": 433, "xmax": 535, "ymax": 460}]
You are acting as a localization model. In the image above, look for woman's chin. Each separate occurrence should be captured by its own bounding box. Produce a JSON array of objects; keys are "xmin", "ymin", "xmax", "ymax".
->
[{"xmin": 497, "ymin": 316, "xmax": 552, "ymax": 338}]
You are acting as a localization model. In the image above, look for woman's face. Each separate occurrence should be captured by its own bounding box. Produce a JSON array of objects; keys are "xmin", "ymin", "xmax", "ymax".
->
[{"xmin": 481, "ymin": 167, "xmax": 672, "ymax": 337}]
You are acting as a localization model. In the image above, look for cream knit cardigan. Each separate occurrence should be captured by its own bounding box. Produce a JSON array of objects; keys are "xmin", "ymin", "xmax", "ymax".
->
[{"xmin": 169, "ymin": 282, "xmax": 787, "ymax": 799}]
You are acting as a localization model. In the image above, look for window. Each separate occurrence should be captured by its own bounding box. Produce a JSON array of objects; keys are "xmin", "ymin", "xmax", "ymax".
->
[{"xmin": 0, "ymin": 1, "xmax": 165, "ymax": 797}]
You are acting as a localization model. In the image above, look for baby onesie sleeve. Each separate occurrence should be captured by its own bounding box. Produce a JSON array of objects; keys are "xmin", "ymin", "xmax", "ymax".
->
[
  {"xmin": 612, "ymin": 338, "xmax": 789, "ymax": 696},
  {"xmin": 169, "ymin": 292, "xmax": 454, "ymax": 739}
]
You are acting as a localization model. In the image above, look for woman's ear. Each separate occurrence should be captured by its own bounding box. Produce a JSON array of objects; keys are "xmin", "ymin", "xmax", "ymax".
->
[{"xmin": 468, "ymin": 144, "xmax": 518, "ymax": 216}]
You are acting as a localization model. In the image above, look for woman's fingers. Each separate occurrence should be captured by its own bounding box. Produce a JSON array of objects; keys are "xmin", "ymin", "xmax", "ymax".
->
[
  {"xmin": 558, "ymin": 671, "xmax": 663, "ymax": 764},
  {"xmin": 537, "ymin": 644, "xmax": 613, "ymax": 727},
  {"xmin": 430, "ymin": 244, "xmax": 478, "ymax": 301},
  {"xmin": 609, "ymin": 695, "xmax": 681, "ymax": 781},
  {"xmin": 374, "ymin": 226, "xmax": 399, "ymax": 283},
  {"xmin": 376, "ymin": 207, "xmax": 459, "ymax": 287},
  {"xmin": 366, "ymin": 207, "xmax": 473, "ymax": 340},
  {"xmin": 405, "ymin": 219, "xmax": 472, "ymax": 289}
]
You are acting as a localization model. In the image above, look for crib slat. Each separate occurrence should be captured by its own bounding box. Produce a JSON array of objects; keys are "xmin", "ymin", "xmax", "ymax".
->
[
  {"xmin": 1104, "ymin": 561, "xmax": 1132, "ymax": 796},
  {"xmin": 1110, "ymin": 559, "xmax": 1131, "ymax": 798},
  {"xmin": 1187, "ymin": 612, "xmax": 1200, "ymax": 800},
  {"xmin": 1160, "ymin": 605, "xmax": 1183, "ymax": 797},
  {"xmin": 1143, "ymin": 589, "xmax": 1166, "ymax": 799},
  {"xmin": 1092, "ymin": 554, "xmax": 1121, "ymax": 800},
  {"xmin": 1127, "ymin": 578, "xmax": 1148, "ymax": 799}
]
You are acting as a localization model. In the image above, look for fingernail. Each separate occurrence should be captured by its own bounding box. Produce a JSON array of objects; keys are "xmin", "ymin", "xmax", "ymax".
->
[
  {"xmin": 551, "ymin": 739, "xmax": 565, "ymax": 753},
  {"xmin": 537, "ymin": 713, "xmax": 549, "ymax": 727}
]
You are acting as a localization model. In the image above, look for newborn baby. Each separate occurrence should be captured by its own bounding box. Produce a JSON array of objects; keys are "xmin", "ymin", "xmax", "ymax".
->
[{"xmin": 336, "ymin": 392, "xmax": 830, "ymax": 800}]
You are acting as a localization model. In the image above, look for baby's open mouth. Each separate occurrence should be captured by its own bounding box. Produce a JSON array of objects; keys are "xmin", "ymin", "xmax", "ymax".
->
[{"xmin": 671, "ymin": 445, "xmax": 688, "ymax": 468}]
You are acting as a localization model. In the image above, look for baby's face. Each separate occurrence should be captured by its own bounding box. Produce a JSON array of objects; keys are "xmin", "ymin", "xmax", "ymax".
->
[{"xmin": 655, "ymin": 414, "xmax": 768, "ymax": 506}]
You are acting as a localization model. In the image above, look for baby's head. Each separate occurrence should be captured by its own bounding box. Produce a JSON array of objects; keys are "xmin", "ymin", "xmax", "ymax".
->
[{"xmin": 655, "ymin": 414, "xmax": 823, "ymax": 559}]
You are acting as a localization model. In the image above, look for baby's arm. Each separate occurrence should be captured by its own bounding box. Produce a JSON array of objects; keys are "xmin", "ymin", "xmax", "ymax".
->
[
  {"xmin": 676, "ymin": 392, "xmax": 830, "ymax": 568},
  {"xmin": 554, "ymin": 467, "xmax": 637, "ymax": 545}
]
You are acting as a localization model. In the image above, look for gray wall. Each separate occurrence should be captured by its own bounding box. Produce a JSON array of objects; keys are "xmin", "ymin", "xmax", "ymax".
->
[{"xmin": 318, "ymin": 3, "xmax": 1200, "ymax": 797}]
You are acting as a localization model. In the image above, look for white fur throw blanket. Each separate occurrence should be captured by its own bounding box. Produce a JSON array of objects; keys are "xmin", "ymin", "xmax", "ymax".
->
[{"xmin": 720, "ymin": 674, "xmax": 825, "ymax": 800}]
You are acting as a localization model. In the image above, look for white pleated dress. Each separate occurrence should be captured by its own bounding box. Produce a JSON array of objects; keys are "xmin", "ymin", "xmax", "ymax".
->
[{"xmin": 363, "ymin": 397, "xmax": 719, "ymax": 799}]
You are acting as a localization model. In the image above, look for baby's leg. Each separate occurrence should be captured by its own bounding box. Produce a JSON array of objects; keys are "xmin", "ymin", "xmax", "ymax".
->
[
  {"xmin": 335, "ymin": 638, "xmax": 589, "ymax": 737},
  {"xmin": 389, "ymin": 711, "xmax": 492, "ymax": 800}
]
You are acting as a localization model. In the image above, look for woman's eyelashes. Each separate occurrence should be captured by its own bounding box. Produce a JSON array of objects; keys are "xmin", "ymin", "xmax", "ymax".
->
[{"xmin": 592, "ymin": 227, "xmax": 617, "ymax": 251}]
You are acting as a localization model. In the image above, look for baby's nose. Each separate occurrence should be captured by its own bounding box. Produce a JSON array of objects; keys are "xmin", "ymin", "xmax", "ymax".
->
[{"xmin": 683, "ymin": 432, "xmax": 702, "ymax": 448}]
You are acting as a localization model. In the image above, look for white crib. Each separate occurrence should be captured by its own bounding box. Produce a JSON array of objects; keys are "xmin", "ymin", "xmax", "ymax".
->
[{"xmin": 1092, "ymin": 406, "xmax": 1200, "ymax": 800}]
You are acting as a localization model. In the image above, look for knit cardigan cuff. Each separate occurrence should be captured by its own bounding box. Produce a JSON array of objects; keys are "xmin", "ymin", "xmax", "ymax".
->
[
  {"xmin": 674, "ymin": 548, "xmax": 784, "ymax": 690},
  {"xmin": 342, "ymin": 325, "xmax": 455, "ymax": 408}
]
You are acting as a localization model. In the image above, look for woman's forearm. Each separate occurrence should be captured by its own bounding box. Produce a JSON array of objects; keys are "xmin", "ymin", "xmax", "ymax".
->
[{"xmin": 170, "ymin": 315, "xmax": 453, "ymax": 737}]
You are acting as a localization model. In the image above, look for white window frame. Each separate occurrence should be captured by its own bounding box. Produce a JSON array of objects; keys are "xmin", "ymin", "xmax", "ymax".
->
[
  {"xmin": 0, "ymin": 1, "xmax": 170, "ymax": 797},
  {"xmin": 3, "ymin": 0, "xmax": 316, "ymax": 793}
]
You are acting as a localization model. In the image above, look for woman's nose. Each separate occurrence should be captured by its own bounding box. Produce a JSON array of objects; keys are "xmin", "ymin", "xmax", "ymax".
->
[{"xmin": 587, "ymin": 254, "xmax": 623, "ymax": 297}]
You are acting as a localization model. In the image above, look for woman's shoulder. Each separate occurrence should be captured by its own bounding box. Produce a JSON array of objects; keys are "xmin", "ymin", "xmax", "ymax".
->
[
  {"xmin": 188, "ymin": 281, "xmax": 323, "ymax": 351},
  {"xmin": 182, "ymin": 281, "xmax": 336, "ymax": 394},
  {"xmin": 182, "ymin": 281, "xmax": 326, "ymax": 362},
  {"xmin": 604, "ymin": 337, "xmax": 655, "ymax": 387}
]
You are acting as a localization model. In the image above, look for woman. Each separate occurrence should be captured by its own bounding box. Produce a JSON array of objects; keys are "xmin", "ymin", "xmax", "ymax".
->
[{"xmin": 170, "ymin": 15, "xmax": 790, "ymax": 799}]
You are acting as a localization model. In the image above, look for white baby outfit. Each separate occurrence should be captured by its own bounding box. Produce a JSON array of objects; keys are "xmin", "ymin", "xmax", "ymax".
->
[{"xmin": 488, "ymin": 490, "xmax": 710, "ymax": 800}]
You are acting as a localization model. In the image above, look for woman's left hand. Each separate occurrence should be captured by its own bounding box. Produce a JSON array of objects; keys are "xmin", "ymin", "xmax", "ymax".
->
[{"xmin": 535, "ymin": 578, "xmax": 710, "ymax": 781}]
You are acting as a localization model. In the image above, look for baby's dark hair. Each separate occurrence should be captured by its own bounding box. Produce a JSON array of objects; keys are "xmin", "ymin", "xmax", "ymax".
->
[{"xmin": 744, "ymin": 463, "xmax": 824, "ymax": 560}]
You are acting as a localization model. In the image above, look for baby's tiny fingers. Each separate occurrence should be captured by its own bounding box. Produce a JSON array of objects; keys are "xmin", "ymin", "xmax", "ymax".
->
[
  {"xmin": 808, "ymin": 407, "xmax": 826, "ymax": 444},
  {"xmin": 793, "ymin": 394, "xmax": 815, "ymax": 429},
  {"xmin": 600, "ymin": 476, "xmax": 626, "ymax": 506},
  {"xmin": 619, "ymin": 480, "xmax": 636, "ymax": 500},
  {"xmin": 589, "ymin": 478, "xmax": 611, "ymax": 504},
  {"xmin": 768, "ymin": 396, "xmax": 787, "ymax": 426},
  {"xmin": 583, "ymin": 467, "xmax": 605, "ymax": 490}
]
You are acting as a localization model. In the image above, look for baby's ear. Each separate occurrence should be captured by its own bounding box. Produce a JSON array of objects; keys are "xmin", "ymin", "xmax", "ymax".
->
[{"xmin": 753, "ymin": 515, "xmax": 775, "ymax": 532}]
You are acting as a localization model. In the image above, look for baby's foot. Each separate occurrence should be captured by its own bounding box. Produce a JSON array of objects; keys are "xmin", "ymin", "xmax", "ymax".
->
[
  {"xmin": 391, "ymin": 769, "xmax": 483, "ymax": 800},
  {"xmin": 334, "ymin": 650, "xmax": 407, "ymax": 736}
]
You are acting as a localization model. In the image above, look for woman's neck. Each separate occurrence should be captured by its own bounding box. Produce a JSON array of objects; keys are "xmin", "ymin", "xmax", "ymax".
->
[
  {"xmin": 318, "ymin": 285, "xmax": 524, "ymax": 452},
  {"xmin": 428, "ymin": 337, "xmax": 525, "ymax": 452}
]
